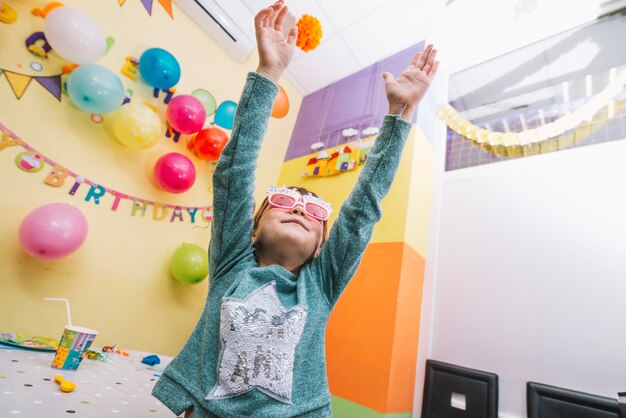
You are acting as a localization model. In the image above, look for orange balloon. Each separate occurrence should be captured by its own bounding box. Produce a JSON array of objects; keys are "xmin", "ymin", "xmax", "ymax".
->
[
  {"xmin": 272, "ymin": 84, "xmax": 289, "ymax": 119},
  {"xmin": 193, "ymin": 127, "xmax": 228, "ymax": 162}
]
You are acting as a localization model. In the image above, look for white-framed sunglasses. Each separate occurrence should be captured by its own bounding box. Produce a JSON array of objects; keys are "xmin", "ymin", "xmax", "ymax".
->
[{"xmin": 266, "ymin": 186, "xmax": 332, "ymax": 221}]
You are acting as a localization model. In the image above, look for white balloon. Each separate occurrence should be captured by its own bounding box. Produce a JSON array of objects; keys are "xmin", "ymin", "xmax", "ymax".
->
[{"xmin": 44, "ymin": 7, "xmax": 106, "ymax": 64}]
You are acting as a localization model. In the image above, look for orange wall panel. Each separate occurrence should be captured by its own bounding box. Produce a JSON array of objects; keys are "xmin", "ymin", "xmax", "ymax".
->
[
  {"xmin": 325, "ymin": 242, "xmax": 426, "ymax": 414},
  {"xmin": 326, "ymin": 242, "xmax": 405, "ymax": 412},
  {"xmin": 387, "ymin": 245, "xmax": 425, "ymax": 412}
]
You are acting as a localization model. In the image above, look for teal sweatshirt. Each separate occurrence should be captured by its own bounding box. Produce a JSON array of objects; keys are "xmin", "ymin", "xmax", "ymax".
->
[{"xmin": 152, "ymin": 72, "xmax": 412, "ymax": 418}]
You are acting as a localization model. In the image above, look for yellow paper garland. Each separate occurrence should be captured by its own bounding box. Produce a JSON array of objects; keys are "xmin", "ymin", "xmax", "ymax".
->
[{"xmin": 438, "ymin": 68, "xmax": 626, "ymax": 148}]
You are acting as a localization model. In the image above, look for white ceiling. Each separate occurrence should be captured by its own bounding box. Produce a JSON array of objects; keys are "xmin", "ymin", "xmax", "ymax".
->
[{"xmin": 221, "ymin": 0, "xmax": 625, "ymax": 95}]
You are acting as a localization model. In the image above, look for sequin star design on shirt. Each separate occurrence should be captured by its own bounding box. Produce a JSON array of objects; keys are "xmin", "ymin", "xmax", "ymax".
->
[{"xmin": 207, "ymin": 281, "xmax": 307, "ymax": 403}]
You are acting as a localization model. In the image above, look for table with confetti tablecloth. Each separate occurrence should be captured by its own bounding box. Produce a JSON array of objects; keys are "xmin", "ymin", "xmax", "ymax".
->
[{"xmin": 0, "ymin": 346, "xmax": 180, "ymax": 417}]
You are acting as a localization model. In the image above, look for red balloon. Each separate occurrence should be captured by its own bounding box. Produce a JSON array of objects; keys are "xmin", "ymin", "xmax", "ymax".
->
[
  {"xmin": 271, "ymin": 84, "xmax": 289, "ymax": 118},
  {"xmin": 154, "ymin": 152, "xmax": 196, "ymax": 193},
  {"xmin": 193, "ymin": 127, "xmax": 228, "ymax": 162}
]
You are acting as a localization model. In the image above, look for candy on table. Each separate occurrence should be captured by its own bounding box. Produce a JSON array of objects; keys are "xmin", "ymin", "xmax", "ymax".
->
[
  {"xmin": 141, "ymin": 354, "xmax": 160, "ymax": 366},
  {"xmin": 86, "ymin": 349, "xmax": 113, "ymax": 363},
  {"xmin": 102, "ymin": 344, "xmax": 129, "ymax": 356},
  {"xmin": 54, "ymin": 374, "xmax": 77, "ymax": 393}
]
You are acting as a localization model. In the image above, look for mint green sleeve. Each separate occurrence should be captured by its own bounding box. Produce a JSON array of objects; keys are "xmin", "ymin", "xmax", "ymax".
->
[
  {"xmin": 311, "ymin": 115, "xmax": 412, "ymax": 306},
  {"xmin": 209, "ymin": 72, "xmax": 278, "ymax": 279}
]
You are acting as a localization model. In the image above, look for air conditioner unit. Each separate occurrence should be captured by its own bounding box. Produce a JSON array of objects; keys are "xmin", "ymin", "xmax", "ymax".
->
[{"xmin": 174, "ymin": 0, "xmax": 256, "ymax": 62}]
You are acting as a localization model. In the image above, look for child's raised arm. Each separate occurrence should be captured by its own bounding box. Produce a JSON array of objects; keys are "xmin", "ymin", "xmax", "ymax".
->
[
  {"xmin": 312, "ymin": 46, "xmax": 439, "ymax": 305},
  {"xmin": 383, "ymin": 44, "xmax": 439, "ymax": 121},
  {"xmin": 255, "ymin": 0, "xmax": 297, "ymax": 83},
  {"xmin": 209, "ymin": 1, "xmax": 296, "ymax": 279}
]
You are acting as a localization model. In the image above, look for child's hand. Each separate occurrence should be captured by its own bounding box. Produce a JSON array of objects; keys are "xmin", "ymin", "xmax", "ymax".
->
[
  {"xmin": 383, "ymin": 44, "xmax": 439, "ymax": 121},
  {"xmin": 255, "ymin": 0, "xmax": 297, "ymax": 83}
]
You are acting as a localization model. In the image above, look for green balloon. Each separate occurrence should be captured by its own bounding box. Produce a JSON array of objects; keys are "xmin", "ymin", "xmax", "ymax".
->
[
  {"xmin": 191, "ymin": 89, "xmax": 217, "ymax": 116},
  {"xmin": 170, "ymin": 243, "xmax": 208, "ymax": 285}
]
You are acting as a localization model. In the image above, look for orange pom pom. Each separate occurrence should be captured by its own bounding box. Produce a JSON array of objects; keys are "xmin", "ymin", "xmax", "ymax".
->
[{"xmin": 296, "ymin": 15, "xmax": 322, "ymax": 52}]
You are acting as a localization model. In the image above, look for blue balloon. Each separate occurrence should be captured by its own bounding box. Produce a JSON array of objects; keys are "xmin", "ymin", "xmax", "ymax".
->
[
  {"xmin": 214, "ymin": 101, "xmax": 237, "ymax": 130},
  {"xmin": 66, "ymin": 64, "xmax": 125, "ymax": 114},
  {"xmin": 139, "ymin": 48, "xmax": 181, "ymax": 89}
]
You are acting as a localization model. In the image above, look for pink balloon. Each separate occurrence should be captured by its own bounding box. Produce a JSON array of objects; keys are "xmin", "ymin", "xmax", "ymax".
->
[
  {"xmin": 166, "ymin": 95, "xmax": 206, "ymax": 134},
  {"xmin": 154, "ymin": 153, "xmax": 196, "ymax": 193},
  {"xmin": 18, "ymin": 203, "xmax": 88, "ymax": 260}
]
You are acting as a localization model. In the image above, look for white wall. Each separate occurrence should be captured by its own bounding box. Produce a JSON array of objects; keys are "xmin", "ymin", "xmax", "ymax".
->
[{"xmin": 427, "ymin": 137, "xmax": 626, "ymax": 417}]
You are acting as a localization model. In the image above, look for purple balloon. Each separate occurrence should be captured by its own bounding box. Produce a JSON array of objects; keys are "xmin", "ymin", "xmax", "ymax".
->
[{"xmin": 19, "ymin": 203, "xmax": 88, "ymax": 260}]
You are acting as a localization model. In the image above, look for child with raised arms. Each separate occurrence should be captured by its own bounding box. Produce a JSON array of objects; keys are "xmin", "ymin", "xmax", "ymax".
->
[{"xmin": 152, "ymin": 1, "xmax": 439, "ymax": 416}]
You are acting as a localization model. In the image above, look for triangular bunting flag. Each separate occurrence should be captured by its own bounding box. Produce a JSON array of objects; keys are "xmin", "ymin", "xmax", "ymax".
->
[
  {"xmin": 140, "ymin": 0, "xmax": 154, "ymax": 15},
  {"xmin": 157, "ymin": 0, "xmax": 173, "ymax": 18},
  {"xmin": 4, "ymin": 71, "xmax": 33, "ymax": 99},
  {"xmin": 34, "ymin": 75, "xmax": 62, "ymax": 101},
  {"xmin": 118, "ymin": 0, "xmax": 127, "ymax": 5}
]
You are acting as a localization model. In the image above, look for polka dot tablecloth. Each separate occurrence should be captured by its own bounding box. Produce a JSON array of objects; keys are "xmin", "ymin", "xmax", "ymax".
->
[{"xmin": 0, "ymin": 347, "xmax": 181, "ymax": 417}]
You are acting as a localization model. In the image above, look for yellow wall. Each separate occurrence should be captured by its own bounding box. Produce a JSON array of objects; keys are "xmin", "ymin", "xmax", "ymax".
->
[
  {"xmin": 404, "ymin": 127, "xmax": 434, "ymax": 257},
  {"xmin": 0, "ymin": 0, "xmax": 302, "ymax": 356},
  {"xmin": 277, "ymin": 129, "xmax": 416, "ymax": 241}
]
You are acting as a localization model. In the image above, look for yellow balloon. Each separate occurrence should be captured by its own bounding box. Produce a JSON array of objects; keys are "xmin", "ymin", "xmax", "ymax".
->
[{"xmin": 112, "ymin": 103, "xmax": 162, "ymax": 149}]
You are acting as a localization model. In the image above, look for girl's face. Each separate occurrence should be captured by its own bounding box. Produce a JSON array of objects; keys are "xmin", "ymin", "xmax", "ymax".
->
[{"xmin": 254, "ymin": 204, "xmax": 325, "ymax": 261}]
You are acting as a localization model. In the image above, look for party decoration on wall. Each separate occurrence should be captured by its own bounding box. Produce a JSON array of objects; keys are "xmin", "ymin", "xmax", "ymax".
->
[
  {"xmin": 34, "ymin": 74, "xmax": 63, "ymax": 100},
  {"xmin": 214, "ymin": 100, "xmax": 237, "ymax": 130},
  {"xmin": 166, "ymin": 94, "xmax": 206, "ymax": 134},
  {"xmin": 153, "ymin": 152, "xmax": 196, "ymax": 193},
  {"xmin": 105, "ymin": 36, "xmax": 115, "ymax": 52},
  {"xmin": 439, "ymin": 67, "xmax": 626, "ymax": 149},
  {"xmin": 0, "ymin": 1, "xmax": 17, "ymax": 23},
  {"xmin": 2, "ymin": 69, "xmax": 32, "ymax": 99},
  {"xmin": 165, "ymin": 122, "xmax": 181, "ymax": 143},
  {"xmin": 119, "ymin": 0, "xmax": 173, "ymax": 19},
  {"xmin": 1, "ymin": 123, "xmax": 213, "ymax": 224},
  {"xmin": 361, "ymin": 127, "xmax": 380, "ymax": 136},
  {"xmin": 18, "ymin": 203, "xmax": 88, "ymax": 260},
  {"xmin": 271, "ymin": 84, "xmax": 289, "ymax": 118},
  {"xmin": 140, "ymin": 0, "xmax": 153, "ymax": 15},
  {"xmin": 341, "ymin": 128, "xmax": 358, "ymax": 138},
  {"xmin": 66, "ymin": 64, "xmax": 125, "ymax": 114},
  {"xmin": 112, "ymin": 103, "xmax": 162, "ymax": 149},
  {"xmin": 154, "ymin": 86, "xmax": 176, "ymax": 104},
  {"xmin": 192, "ymin": 88, "xmax": 216, "ymax": 116},
  {"xmin": 296, "ymin": 14, "xmax": 322, "ymax": 52},
  {"xmin": 121, "ymin": 56, "xmax": 139, "ymax": 80},
  {"xmin": 303, "ymin": 138, "xmax": 374, "ymax": 178},
  {"xmin": 31, "ymin": 3, "xmax": 64, "ymax": 19},
  {"xmin": 25, "ymin": 32, "xmax": 52, "ymax": 58},
  {"xmin": 170, "ymin": 243, "xmax": 208, "ymax": 285},
  {"xmin": 1, "ymin": 129, "xmax": 20, "ymax": 150},
  {"xmin": 90, "ymin": 114, "xmax": 104, "ymax": 124},
  {"xmin": 61, "ymin": 63, "xmax": 79, "ymax": 74},
  {"xmin": 44, "ymin": 6, "xmax": 106, "ymax": 64},
  {"xmin": 139, "ymin": 47, "xmax": 180, "ymax": 90},
  {"xmin": 16, "ymin": 151, "xmax": 45, "ymax": 172},
  {"xmin": 187, "ymin": 127, "xmax": 228, "ymax": 162},
  {"xmin": 30, "ymin": 62, "xmax": 44, "ymax": 72}
]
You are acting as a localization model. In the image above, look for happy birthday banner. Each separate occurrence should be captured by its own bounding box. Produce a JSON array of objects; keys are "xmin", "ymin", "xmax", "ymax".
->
[
  {"xmin": 1, "ymin": 122, "xmax": 213, "ymax": 225},
  {"xmin": 0, "ymin": 69, "xmax": 63, "ymax": 101}
]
